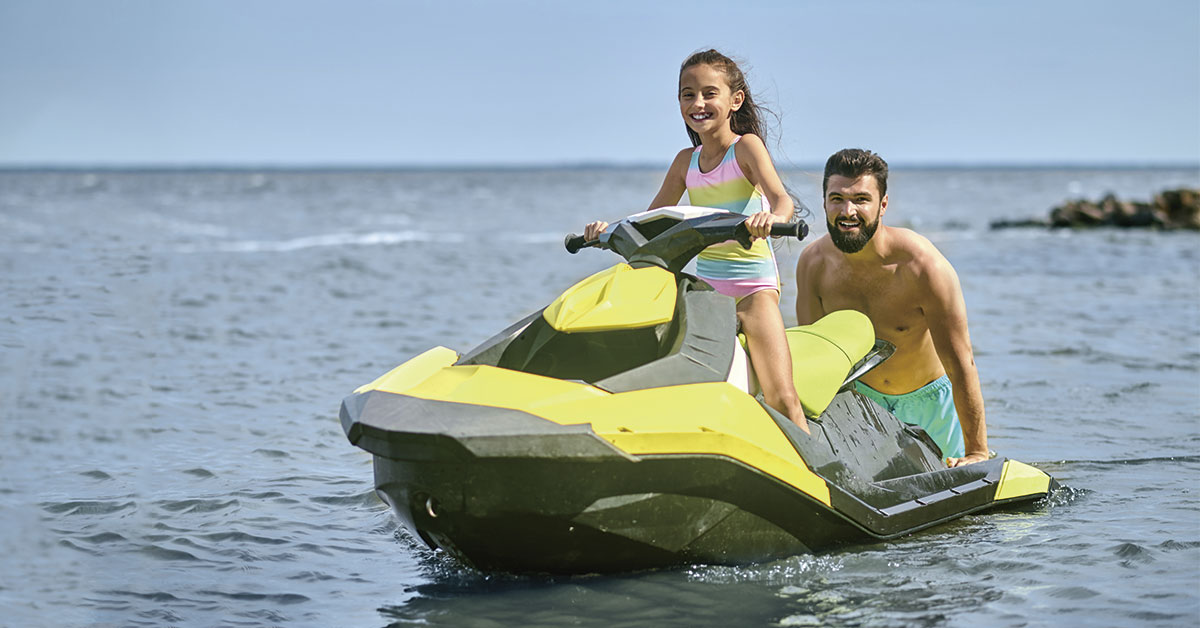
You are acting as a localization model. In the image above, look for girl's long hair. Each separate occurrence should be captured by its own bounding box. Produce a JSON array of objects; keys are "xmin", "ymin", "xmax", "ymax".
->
[{"xmin": 680, "ymin": 49, "xmax": 810, "ymax": 220}]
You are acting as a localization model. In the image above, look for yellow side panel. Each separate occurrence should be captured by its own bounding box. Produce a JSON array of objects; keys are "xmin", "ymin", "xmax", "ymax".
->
[
  {"xmin": 993, "ymin": 460, "xmax": 1052, "ymax": 501},
  {"xmin": 553, "ymin": 383, "xmax": 831, "ymax": 506},
  {"xmin": 391, "ymin": 365, "xmax": 830, "ymax": 505},
  {"xmin": 542, "ymin": 264, "xmax": 677, "ymax": 333},
  {"xmin": 355, "ymin": 346, "xmax": 459, "ymax": 394}
]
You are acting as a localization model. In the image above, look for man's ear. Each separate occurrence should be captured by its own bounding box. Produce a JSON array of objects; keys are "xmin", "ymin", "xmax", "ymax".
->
[{"xmin": 880, "ymin": 194, "xmax": 889, "ymax": 217}]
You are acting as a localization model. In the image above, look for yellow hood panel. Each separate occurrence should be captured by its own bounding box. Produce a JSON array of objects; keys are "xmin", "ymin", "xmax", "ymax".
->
[{"xmin": 542, "ymin": 264, "xmax": 677, "ymax": 333}]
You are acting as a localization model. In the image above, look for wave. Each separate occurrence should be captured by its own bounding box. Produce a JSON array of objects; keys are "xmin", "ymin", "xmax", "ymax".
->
[
  {"xmin": 177, "ymin": 230, "xmax": 467, "ymax": 253},
  {"xmin": 1011, "ymin": 346, "xmax": 1199, "ymax": 372},
  {"xmin": 1031, "ymin": 454, "xmax": 1200, "ymax": 467},
  {"xmin": 173, "ymin": 229, "xmax": 573, "ymax": 253}
]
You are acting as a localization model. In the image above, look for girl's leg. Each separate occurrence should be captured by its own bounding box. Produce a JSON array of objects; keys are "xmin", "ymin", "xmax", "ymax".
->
[{"xmin": 737, "ymin": 290, "xmax": 809, "ymax": 434}]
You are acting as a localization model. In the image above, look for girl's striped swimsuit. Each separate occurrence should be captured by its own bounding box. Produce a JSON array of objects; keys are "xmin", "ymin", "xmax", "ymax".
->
[{"xmin": 685, "ymin": 136, "xmax": 780, "ymax": 299}]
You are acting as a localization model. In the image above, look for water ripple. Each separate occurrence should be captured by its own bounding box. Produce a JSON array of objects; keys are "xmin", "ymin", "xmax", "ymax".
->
[
  {"xmin": 156, "ymin": 498, "xmax": 240, "ymax": 514},
  {"xmin": 138, "ymin": 544, "xmax": 202, "ymax": 562},
  {"xmin": 42, "ymin": 500, "xmax": 136, "ymax": 515},
  {"xmin": 79, "ymin": 469, "xmax": 114, "ymax": 480},
  {"xmin": 196, "ymin": 590, "xmax": 311, "ymax": 604},
  {"xmin": 200, "ymin": 530, "xmax": 289, "ymax": 546}
]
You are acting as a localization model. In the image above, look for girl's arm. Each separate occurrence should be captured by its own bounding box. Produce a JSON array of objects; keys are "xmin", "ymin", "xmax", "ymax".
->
[
  {"xmin": 585, "ymin": 148, "xmax": 690, "ymax": 241},
  {"xmin": 735, "ymin": 134, "xmax": 794, "ymax": 238},
  {"xmin": 647, "ymin": 148, "xmax": 692, "ymax": 209}
]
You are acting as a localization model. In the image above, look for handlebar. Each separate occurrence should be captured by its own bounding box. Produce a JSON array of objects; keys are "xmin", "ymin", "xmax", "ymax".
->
[
  {"xmin": 769, "ymin": 221, "xmax": 809, "ymax": 239},
  {"xmin": 564, "ymin": 233, "xmax": 593, "ymax": 254},
  {"xmin": 565, "ymin": 219, "xmax": 808, "ymax": 254}
]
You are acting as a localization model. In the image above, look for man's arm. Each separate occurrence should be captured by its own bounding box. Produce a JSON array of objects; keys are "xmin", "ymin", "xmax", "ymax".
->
[
  {"xmin": 794, "ymin": 246, "xmax": 825, "ymax": 326},
  {"xmin": 923, "ymin": 254, "xmax": 990, "ymax": 466}
]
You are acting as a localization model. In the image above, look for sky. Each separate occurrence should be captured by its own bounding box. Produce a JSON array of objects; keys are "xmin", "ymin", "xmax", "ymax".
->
[{"xmin": 1, "ymin": 0, "xmax": 1198, "ymax": 167}]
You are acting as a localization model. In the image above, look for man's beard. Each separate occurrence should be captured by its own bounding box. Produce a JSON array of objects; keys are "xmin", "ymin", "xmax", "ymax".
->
[{"xmin": 826, "ymin": 216, "xmax": 879, "ymax": 254}]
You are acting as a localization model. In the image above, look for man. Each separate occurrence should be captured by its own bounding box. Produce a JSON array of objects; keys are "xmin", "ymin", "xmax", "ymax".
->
[{"xmin": 794, "ymin": 148, "xmax": 989, "ymax": 467}]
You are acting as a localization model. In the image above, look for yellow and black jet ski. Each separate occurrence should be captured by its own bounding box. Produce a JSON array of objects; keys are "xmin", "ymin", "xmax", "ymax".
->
[{"xmin": 341, "ymin": 207, "xmax": 1056, "ymax": 574}]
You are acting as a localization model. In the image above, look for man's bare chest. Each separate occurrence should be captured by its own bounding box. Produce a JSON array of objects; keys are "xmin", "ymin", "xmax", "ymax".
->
[{"xmin": 816, "ymin": 269, "xmax": 927, "ymax": 339}]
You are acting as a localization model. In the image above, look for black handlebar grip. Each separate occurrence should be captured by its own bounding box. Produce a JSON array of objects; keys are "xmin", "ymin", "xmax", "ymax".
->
[
  {"xmin": 770, "ymin": 220, "xmax": 809, "ymax": 240},
  {"xmin": 564, "ymin": 233, "xmax": 588, "ymax": 254}
]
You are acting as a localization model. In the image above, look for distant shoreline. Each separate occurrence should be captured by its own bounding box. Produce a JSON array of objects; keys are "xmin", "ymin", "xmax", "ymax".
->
[{"xmin": 1, "ymin": 162, "xmax": 1198, "ymax": 174}]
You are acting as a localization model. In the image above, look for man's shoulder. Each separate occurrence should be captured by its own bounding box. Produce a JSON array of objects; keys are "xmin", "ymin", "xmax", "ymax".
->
[
  {"xmin": 885, "ymin": 225, "xmax": 934, "ymax": 248},
  {"xmin": 886, "ymin": 226, "xmax": 946, "ymax": 261},
  {"xmin": 883, "ymin": 226, "xmax": 955, "ymax": 284},
  {"xmin": 796, "ymin": 235, "xmax": 836, "ymax": 267},
  {"xmin": 795, "ymin": 236, "xmax": 839, "ymax": 287}
]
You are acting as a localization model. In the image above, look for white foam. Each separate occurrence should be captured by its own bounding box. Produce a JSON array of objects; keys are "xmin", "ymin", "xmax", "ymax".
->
[{"xmin": 177, "ymin": 230, "xmax": 464, "ymax": 253}]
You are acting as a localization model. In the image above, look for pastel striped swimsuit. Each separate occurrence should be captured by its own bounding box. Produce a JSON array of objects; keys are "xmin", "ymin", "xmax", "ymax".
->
[{"xmin": 686, "ymin": 136, "xmax": 780, "ymax": 299}]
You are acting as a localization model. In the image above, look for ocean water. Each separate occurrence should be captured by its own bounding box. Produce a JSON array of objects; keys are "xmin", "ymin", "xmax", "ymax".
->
[{"xmin": 1, "ymin": 166, "xmax": 1198, "ymax": 627}]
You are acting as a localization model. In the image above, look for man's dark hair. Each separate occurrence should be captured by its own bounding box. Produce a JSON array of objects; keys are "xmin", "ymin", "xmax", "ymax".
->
[{"xmin": 823, "ymin": 148, "xmax": 889, "ymax": 197}]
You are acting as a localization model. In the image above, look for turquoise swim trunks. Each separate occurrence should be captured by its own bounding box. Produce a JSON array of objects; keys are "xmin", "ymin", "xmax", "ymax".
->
[{"xmin": 855, "ymin": 375, "xmax": 966, "ymax": 459}]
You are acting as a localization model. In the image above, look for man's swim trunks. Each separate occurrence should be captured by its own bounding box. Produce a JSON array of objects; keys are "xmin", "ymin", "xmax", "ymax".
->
[{"xmin": 855, "ymin": 375, "xmax": 966, "ymax": 458}]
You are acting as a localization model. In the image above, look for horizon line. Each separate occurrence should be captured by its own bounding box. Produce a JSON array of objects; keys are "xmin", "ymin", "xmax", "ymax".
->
[{"xmin": 1, "ymin": 159, "xmax": 1198, "ymax": 173}]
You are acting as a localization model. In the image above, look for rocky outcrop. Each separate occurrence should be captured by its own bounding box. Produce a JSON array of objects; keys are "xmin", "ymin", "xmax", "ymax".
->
[{"xmin": 991, "ymin": 188, "xmax": 1200, "ymax": 230}]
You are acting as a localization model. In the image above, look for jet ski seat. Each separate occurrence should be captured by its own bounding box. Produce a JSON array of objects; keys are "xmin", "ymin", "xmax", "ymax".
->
[{"xmin": 742, "ymin": 310, "xmax": 877, "ymax": 417}]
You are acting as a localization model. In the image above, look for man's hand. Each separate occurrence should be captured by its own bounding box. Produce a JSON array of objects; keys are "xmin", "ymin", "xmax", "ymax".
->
[{"xmin": 946, "ymin": 451, "xmax": 990, "ymax": 467}]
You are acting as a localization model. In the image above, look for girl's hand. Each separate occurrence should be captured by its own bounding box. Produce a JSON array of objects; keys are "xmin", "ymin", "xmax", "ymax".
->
[
  {"xmin": 584, "ymin": 221, "xmax": 609, "ymax": 241},
  {"xmin": 744, "ymin": 211, "xmax": 778, "ymax": 240}
]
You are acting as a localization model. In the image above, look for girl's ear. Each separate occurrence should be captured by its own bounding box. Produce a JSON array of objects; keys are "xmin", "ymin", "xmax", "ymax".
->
[{"xmin": 731, "ymin": 89, "xmax": 744, "ymax": 111}]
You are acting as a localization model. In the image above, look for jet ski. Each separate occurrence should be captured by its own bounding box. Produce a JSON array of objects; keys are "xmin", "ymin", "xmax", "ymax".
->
[{"xmin": 340, "ymin": 206, "xmax": 1056, "ymax": 574}]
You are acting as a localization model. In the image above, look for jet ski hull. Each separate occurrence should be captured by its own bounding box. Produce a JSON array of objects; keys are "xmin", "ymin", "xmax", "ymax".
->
[{"xmin": 342, "ymin": 385, "xmax": 1054, "ymax": 574}]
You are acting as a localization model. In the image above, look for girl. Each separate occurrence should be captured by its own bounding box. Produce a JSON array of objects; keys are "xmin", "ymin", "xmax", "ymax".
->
[{"xmin": 584, "ymin": 49, "xmax": 808, "ymax": 433}]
